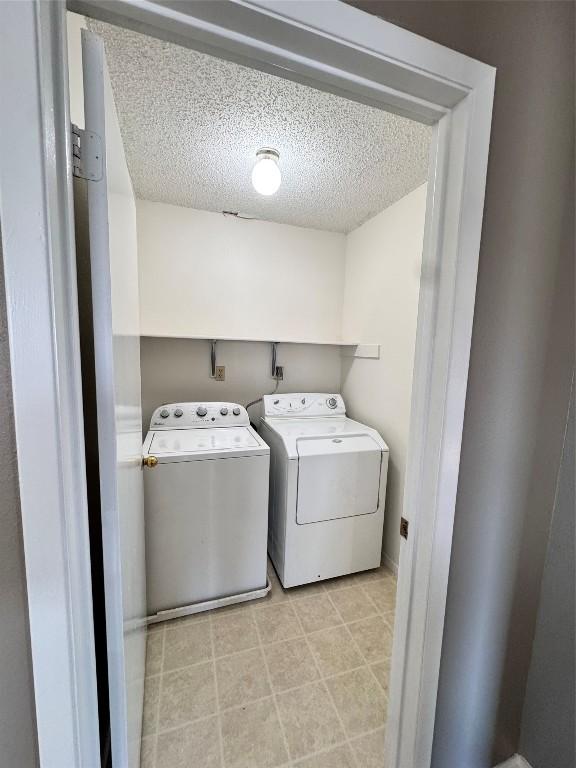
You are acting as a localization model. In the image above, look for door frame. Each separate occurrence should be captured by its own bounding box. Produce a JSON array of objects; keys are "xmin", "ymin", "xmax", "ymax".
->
[
  {"xmin": 0, "ymin": 1, "xmax": 495, "ymax": 766},
  {"xmin": 0, "ymin": 2, "xmax": 101, "ymax": 767}
]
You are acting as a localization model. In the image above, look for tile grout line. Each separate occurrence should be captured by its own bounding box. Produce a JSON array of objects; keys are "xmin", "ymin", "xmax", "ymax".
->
[
  {"xmin": 150, "ymin": 601, "xmax": 393, "ymax": 681},
  {"xmin": 151, "ymin": 702, "xmax": 389, "ymax": 755},
  {"xmin": 343, "ymin": 614, "xmax": 396, "ymax": 669},
  {"xmin": 330, "ymin": 589, "xmax": 385, "ymax": 628},
  {"xmin": 358, "ymin": 582, "xmax": 385, "ymax": 614},
  {"xmin": 307, "ymin": 593, "xmax": 363, "ymax": 768},
  {"xmin": 153, "ymin": 660, "xmax": 382, "ymax": 740},
  {"xmin": 324, "ymin": 590, "xmax": 376, "ymax": 669},
  {"xmin": 153, "ymin": 600, "xmax": 392, "ymax": 679},
  {"xmin": 149, "ymin": 611, "xmax": 380, "ymax": 679},
  {"xmin": 290, "ymin": 736, "xmax": 354, "ymax": 766},
  {"xmin": 345, "ymin": 722, "xmax": 390, "ymax": 766},
  {"xmin": 163, "ymin": 613, "xmax": 211, "ymax": 630},
  {"xmin": 335, "ymin": 605, "xmax": 394, "ymax": 726},
  {"xmin": 145, "ymin": 568, "xmax": 397, "ymax": 766},
  {"xmin": 357, "ymin": 577, "xmax": 397, "ymax": 618},
  {"xmin": 366, "ymin": 653, "xmax": 392, "ymax": 694},
  {"xmin": 151, "ymin": 624, "xmax": 166, "ymax": 768},
  {"xmin": 149, "ymin": 607, "xmax": 393, "ymax": 720},
  {"xmin": 207, "ymin": 611, "xmax": 226, "ymax": 768},
  {"xmin": 152, "ymin": 710, "xmax": 223, "ymax": 740},
  {"xmin": 290, "ymin": 722, "xmax": 391, "ymax": 767},
  {"xmin": 253, "ymin": 609, "xmax": 294, "ymax": 768},
  {"xmin": 290, "ymin": 597, "xmax": 360, "ymax": 766},
  {"xmin": 328, "ymin": 590, "xmax": 394, "ymax": 768}
]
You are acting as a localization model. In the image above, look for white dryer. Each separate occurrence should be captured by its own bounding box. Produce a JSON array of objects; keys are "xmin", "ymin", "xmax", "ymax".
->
[
  {"xmin": 258, "ymin": 393, "xmax": 389, "ymax": 588},
  {"xmin": 143, "ymin": 402, "xmax": 270, "ymax": 621}
]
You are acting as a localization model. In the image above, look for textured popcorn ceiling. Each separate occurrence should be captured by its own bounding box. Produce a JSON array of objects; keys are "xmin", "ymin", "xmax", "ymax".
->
[{"xmin": 90, "ymin": 20, "xmax": 431, "ymax": 234}]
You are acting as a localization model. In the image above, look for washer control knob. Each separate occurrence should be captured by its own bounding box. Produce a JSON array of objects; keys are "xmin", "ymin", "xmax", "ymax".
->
[
  {"xmin": 174, "ymin": 408, "xmax": 183, "ymax": 418},
  {"xmin": 220, "ymin": 407, "xmax": 229, "ymax": 416},
  {"xmin": 196, "ymin": 406, "xmax": 208, "ymax": 417},
  {"xmin": 160, "ymin": 408, "xmax": 170, "ymax": 418},
  {"xmin": 232, "ymin": 407, "xmax": 241, "ymax": 416},
  {"xmin": 327, "ymin": 397, "xmax": 338, "ymax": 409}
]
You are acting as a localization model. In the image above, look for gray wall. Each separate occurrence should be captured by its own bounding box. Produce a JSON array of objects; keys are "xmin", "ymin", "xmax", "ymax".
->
[
  {"xmin": 0, "ymin": 233, "xmax": 39, "ymax": 766},
  {"xmin": 520, "ymin": 381, "xmax": 575, "ymax": 768},
  {"xmin": 140, "ymin": 338, "xmax": 342, "ymax": 433},
  {"xmin": 349, "ymin": 2, "xmax": 575, "ymax": 765}
]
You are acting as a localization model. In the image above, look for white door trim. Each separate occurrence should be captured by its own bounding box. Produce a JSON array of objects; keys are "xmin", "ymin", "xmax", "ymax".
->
[
  {"xmin": 0, "ymin": 2, "xmax": 100, "ymax": 767},
  {"xmin": 0, "ymin": 1, "xmax": 495, "ymax": 766}
]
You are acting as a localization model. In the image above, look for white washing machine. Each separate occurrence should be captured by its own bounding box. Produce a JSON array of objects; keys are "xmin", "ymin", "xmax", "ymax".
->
[
  {"xmin": 258, "ymin": 393, "xmax": 389, "ymax": 588},
  {"xmin": 143, "ymin": 402, "xmax": 270, "ymax": 621}
]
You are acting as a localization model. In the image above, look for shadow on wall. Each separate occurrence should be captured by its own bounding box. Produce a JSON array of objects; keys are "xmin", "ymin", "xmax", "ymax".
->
[
  {"xmin": 519, "ymin": 379, "xmax": 575, "ymax": 768},
  {"xmin": 139, "ymin": 338, "xmax": 343, "ymax": 436}
]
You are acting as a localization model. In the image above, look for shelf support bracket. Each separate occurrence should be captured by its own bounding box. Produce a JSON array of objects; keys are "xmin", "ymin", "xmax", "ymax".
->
[{"xmin": 210, "ymin": 340, "xmax": 217, "ymax": 378}]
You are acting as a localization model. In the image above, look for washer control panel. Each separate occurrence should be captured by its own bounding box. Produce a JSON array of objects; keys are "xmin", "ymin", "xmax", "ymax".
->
[
  {"xmin": 263, "ymin": 393, "xmax": 346, "ymax": 418},
  {"xmin": 150, "ymin": 402, "xmax": 249, "ymax": 429}
]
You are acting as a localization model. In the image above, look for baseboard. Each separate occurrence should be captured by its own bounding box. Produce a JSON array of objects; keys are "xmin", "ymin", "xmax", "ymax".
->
[
  {"xmin": 494, "ymin": 755, "xmax": 533, "ymax": 768},
  {"xmin": 382, "ymin": 552, "xmax": 399, "ymax": 576}
]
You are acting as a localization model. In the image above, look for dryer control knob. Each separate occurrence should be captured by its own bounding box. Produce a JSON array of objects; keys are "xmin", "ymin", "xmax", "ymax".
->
[
  {"xmin": 160, "ymin": 408, "xmax": 170, "ymax": 418},
  {"xmin": 174, "ymin": 408, "xmax": 183, "ymax": 418},
  {"xmin": 196, "ymin": 406, "xmax": 208, "ymax": 417},
  {"xmin": 220, "ymin": 407, "xmax": 229, "ymax": 416},
  {"xmin": 233, "ymin": 407, "xmax": 241, "ymax": 416},
  {"xmin": 327, "ymin": 397, "xmax": 338, "ymax": 409}
]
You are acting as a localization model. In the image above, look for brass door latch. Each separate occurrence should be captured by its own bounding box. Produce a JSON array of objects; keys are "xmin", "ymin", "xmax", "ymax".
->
[{"xmin": 142, "ymin": 455, "xmax": 158, "ymax": 468}]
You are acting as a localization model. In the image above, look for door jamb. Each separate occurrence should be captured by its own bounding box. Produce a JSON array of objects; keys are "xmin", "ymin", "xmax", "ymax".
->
[
  {"xmin": 0, "ymin": 1, "xmax": 100, "ymax": 766},
  {"xmin": 0, "ymin": 1, "xmax": 495, "ymax": 766}
]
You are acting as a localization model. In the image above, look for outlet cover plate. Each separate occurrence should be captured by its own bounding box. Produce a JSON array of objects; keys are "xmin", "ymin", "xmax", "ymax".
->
[{"xmin": 215, "ymin": 366, "xmax": 225, "ymax": 381}]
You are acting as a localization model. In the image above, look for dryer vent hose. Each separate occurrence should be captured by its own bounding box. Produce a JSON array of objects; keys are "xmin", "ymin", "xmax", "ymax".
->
[{"xmin": 246, "ymin": 378, "xmax": 280, "ymax": 411}]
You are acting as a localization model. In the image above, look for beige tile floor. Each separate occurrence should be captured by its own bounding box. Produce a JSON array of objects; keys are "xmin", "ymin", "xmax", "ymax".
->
[{"xmin": 141, "ymin": 561, "xmax": 397, "ymax": 768}]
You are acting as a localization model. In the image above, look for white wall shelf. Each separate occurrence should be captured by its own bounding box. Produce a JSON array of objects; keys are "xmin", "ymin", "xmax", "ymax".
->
[{"xmin": 140, "ymin": 333, "xmax": 380, "ymax": 357}]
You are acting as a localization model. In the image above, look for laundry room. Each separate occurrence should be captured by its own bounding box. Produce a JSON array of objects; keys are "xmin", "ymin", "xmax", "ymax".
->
[{"xmin": 67, "ymin": 10, "xmax": 431, "ymax": 768}]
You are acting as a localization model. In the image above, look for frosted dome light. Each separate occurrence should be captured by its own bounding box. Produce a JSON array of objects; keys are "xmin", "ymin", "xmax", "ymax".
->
[{"xmin": 251, "ymin": 148, "xmax": 281, "ymax": 196}]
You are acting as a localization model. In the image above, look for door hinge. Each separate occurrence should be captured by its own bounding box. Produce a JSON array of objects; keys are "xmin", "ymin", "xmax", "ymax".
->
[
  {"xmin": 400, "ymin": 517, "xmax": 409, "ymax": 540},
  {"xmin": 71, "ymin": 123, "xmax": 103, "ymax": 181}
]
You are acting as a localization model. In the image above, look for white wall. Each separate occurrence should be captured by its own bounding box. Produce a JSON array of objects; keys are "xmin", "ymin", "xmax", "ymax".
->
[
  {"xmin": 341, "ymin": 184, "xmax": 427, "ymax": 567},
  {"xmin": 67, "ymin": 12, "xmax": 85, "ymax": 128},
  {"xmin": 137, "ymin": 201, "xmax": 346, "ymax": 342},
  {"xmin": 136, "ymin": 201, "xmax": 346, "ymax": 436}
]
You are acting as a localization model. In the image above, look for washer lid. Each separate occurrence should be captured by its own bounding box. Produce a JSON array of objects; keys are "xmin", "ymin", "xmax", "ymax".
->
[{"xmin": 146, "ymin": 426, "xmax": 268, "ymax": 462}]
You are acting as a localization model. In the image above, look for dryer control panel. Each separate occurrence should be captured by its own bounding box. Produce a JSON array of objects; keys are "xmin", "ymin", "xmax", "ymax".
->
[
  {"xmin": 263, "ymin": 393, "xmax": 346, "ymax": 418},
  {"xmin": 150, "ymin": 402, "xmax": 249, "ymax": 429}
]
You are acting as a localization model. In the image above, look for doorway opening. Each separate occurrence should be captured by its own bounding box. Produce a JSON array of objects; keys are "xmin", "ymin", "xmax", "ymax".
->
[
  {"xmin": 56, "ymin": 3, "xmax": 490, "ymax": 765},
  {"xmin": 68, "ymin": 11, "xmax": 431, "ymax": 767},
  {"xmin": 0, "ymin": 1, "xmax": 494, "ymax": 766}
]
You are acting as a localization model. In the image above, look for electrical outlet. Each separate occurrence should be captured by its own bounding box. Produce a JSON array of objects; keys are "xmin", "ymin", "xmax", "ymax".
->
[
  {"xmin": 275, "ymin": 365, "xmax": 284, "ymax": 380},
  {"xmin": 215, "ymin": 365, "xmax": 225, "ymax": 381}
]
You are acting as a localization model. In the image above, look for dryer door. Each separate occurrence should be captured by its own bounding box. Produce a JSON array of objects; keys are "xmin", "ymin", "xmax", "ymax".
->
[{"xmin": 296, "ymin": 435, "xmax": 382, "ymax": 524}]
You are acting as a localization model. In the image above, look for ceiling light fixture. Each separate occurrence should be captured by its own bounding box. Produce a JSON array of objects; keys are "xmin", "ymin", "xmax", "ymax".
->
[{"xmin": 251, "ymin": 148, "xmax": 281, "ymax": 196}]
